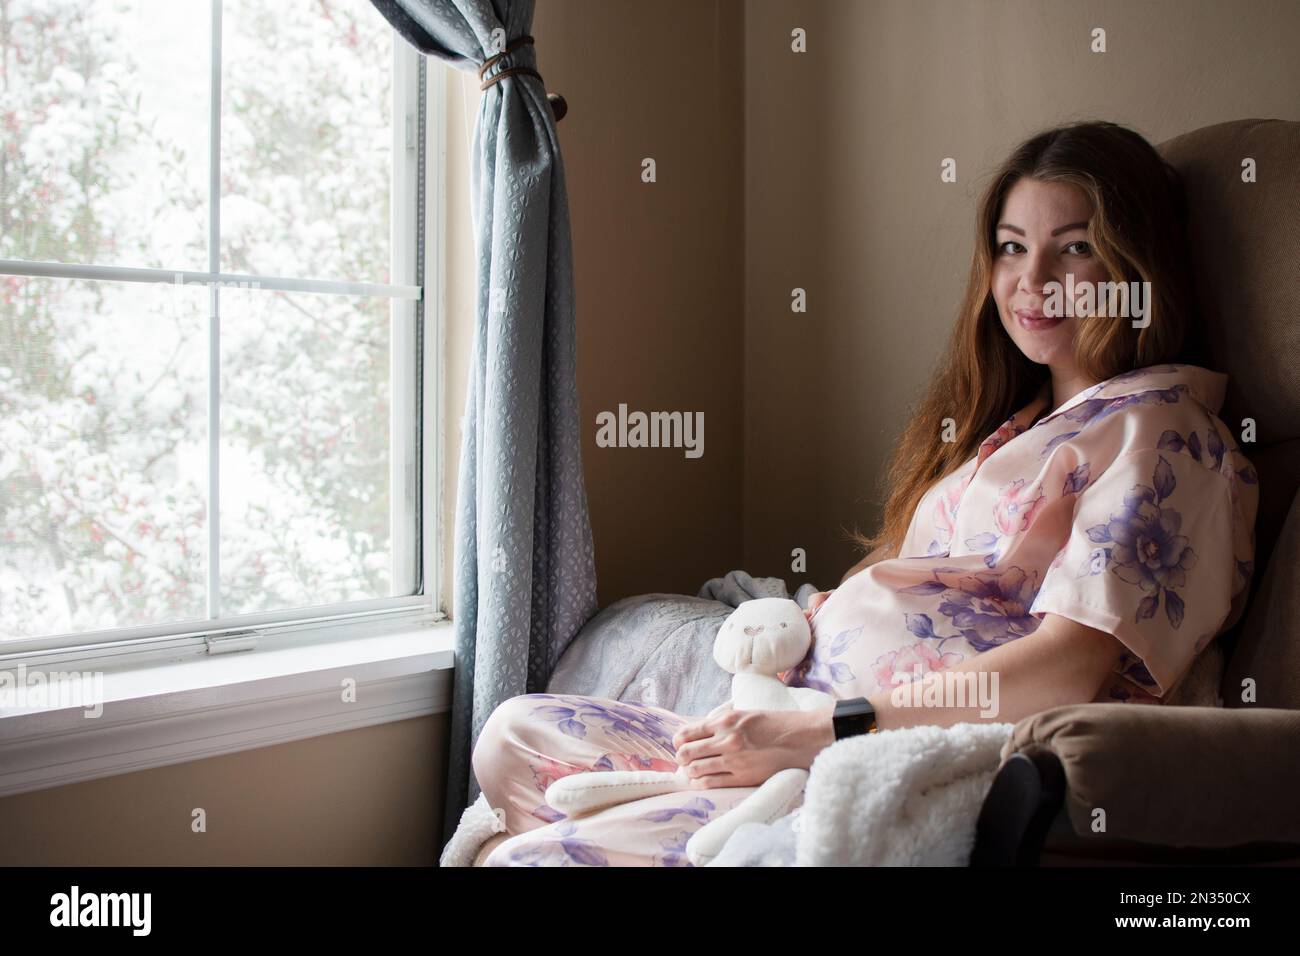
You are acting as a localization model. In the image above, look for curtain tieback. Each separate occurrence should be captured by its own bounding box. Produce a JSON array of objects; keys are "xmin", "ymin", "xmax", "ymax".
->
[{"xmin": 477, "ymin": 35, "xmax": 568, "ymax": 122}]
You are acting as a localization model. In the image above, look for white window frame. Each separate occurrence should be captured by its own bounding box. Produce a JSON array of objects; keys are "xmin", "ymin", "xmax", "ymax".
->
[
  {"xmin": 0, "ymin": 3, "xmax": 447, "ymax": 675},
  {"xmin": 0, "ymin": 11, "xmax": 457, "ymax": 801}
]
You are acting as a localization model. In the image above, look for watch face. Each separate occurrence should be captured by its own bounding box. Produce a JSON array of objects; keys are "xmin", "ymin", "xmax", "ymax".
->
[
  {"xmin": 835, "ymin": 697, "xmax": 872, "ymax": 718},
  {"xmin": 834, "ymin": 698, "xmax": 874, "ymax": 740}
]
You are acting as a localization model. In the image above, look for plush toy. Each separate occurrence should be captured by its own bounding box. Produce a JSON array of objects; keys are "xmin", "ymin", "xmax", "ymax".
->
[{"xmin": 543, "ymin": 596, "xmax": 834, "ymax": 866}]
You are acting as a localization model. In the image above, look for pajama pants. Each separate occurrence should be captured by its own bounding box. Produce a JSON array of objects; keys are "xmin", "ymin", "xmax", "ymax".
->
[{"xmin": 471, "ymin": 692, "xmax": 786, "ymax": 866}]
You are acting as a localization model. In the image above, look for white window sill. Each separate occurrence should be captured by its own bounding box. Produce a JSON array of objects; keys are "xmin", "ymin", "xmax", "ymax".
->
[{"xmin": 0, "ymin": 619, "xmax": 456, "ymax": 799}]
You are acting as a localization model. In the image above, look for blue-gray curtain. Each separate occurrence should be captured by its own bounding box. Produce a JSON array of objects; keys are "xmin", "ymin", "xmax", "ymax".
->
[{"xmin": 369, "ymin": 0, "xmax": 598, "ymax": 853}]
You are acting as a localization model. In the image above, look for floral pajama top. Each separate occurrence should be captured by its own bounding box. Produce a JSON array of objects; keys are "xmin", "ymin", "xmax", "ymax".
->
[{"xmin": 782, "ymin": 363, "xmax": 1259, "ymax": 705}]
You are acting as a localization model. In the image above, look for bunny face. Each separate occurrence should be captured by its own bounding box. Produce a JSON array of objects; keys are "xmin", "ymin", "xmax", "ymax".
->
[{"xmin": 712, "ymin": 597, "xmax": 812, "ymax": 675}]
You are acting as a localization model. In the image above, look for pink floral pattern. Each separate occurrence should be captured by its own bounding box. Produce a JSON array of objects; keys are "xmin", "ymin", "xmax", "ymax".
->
[
  {"xmin": 528, "ymin": 755, "xmax": 583, "ymax": 795},
  {"xmin": 591, "ymin": 752, "xmax": 680, "ymax": 774},
  {"xmin": 475, "ymin": 693, "xmax": 758, "ymax": 867},
  {"xmin": 871, "ymin": 641, "xmax": 966, "ymax": 691},
  {"xmin": 926, "ymin": 469, "xmax": 972, "ymax": 556},
  {"xmin": 992, "ymin": 478, "xmax": 1047, "ymax": 537}
]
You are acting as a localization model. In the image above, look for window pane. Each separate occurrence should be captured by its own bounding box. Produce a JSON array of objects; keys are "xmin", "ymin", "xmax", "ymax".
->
[
  {"xmin": 221, "ymin": 0, "xmax": 394, "ymax": 283},
  {"xmin": 0, "ymin": 277, "xmax": 209, "ymax": 640},
  {"xmin": 0, "ymin": 0, "xmax": 209, "ymax": 270},
  {"xmin": 218, "ymin": 285, "xmax": 413, "ymax": 616}
]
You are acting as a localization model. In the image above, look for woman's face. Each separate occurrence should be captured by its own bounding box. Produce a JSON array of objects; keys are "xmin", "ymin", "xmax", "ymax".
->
[{"xmin": 991, "ymin": 177, "xmax": 1109, "ymax": 372}]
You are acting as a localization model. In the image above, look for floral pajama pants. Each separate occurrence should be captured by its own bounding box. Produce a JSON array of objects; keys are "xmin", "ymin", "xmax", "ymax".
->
[{"xmin": 471, "ymin": 692, "xmax": 773, "ymax": 866}]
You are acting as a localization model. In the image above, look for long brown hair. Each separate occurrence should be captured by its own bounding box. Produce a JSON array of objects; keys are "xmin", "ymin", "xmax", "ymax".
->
[{"xmin": 848, "ymin": 120, "xmax": 1201, "ymax": 560}]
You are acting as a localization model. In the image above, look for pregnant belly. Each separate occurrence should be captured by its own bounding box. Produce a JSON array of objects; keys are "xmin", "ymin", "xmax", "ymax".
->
[{"xmin": 783, "ymin": 580, "xmax": 972, "ymax": 700}]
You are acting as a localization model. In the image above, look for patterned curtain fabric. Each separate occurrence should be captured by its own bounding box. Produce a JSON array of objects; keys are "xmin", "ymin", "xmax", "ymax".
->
[{"xmin": 369, "ymin": 0, "xmax": 598, "ymax": 851}]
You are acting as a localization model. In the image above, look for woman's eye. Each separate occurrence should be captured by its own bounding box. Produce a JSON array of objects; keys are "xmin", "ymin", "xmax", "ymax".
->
[
  {"xmin": 997, "ymin": 240, "xmax": 1024, "ymax": 255},
  {"xmin": 1064, "ymin": 240, "xmax": 1092, "ymax": 255}
]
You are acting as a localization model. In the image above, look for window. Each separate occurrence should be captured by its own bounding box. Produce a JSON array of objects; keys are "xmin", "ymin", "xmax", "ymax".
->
[{"xmin": 0, "ymin": 0, "xmax": 440, "ymax": 663}]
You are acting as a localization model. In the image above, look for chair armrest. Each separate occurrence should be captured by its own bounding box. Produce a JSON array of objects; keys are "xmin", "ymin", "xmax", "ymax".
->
[{"xmin": 1002, "ymin": 703, "xmax": 1300, "ymax": 848}]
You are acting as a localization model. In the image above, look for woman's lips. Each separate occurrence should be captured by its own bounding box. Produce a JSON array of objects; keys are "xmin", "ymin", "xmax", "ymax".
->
[{"xmin": 1015, "ymin": 309, "xmax": 1065, "ymax": 331}]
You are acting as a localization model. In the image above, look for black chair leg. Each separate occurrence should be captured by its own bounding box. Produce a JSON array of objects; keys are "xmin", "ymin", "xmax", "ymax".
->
[{"xmin": 970, "ymin": 748, "xmax": 1066, "ymax": 866}]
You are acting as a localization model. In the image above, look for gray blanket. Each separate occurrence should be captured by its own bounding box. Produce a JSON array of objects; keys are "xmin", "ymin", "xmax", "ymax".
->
[{"xmin": 545, "ymin": 570, "xmax": 821, "ymax": 717}]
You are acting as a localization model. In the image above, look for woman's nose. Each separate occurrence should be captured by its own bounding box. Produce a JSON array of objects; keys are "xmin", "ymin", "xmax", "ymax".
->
[{"xmin": 1017, "ymin": 255, "xmax": 1058, "ymax": 296}]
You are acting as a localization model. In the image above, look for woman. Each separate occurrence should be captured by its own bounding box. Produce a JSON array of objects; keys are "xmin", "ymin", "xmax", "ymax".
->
[{"xmin": 469, "ymin": 121, "xmax": 1259, "ymax": 867}]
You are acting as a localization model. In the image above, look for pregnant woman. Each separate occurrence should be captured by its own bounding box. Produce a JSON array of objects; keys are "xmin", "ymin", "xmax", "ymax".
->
[{"xmin": 469, "ymin": 120, "xmax": 1259, "ymax": 867}]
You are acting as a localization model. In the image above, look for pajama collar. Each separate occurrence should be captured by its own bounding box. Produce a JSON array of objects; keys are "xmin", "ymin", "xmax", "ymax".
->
[
  {"xmin": 978, "ymin": 364, "xmax": 1229, "ymax": 466},
  {"xmin": 1035, "ymin": 363, "xmax": 1229, "ymax": 426}
]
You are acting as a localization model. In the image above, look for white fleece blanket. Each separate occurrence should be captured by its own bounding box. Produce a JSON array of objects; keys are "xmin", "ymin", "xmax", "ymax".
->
[
  {"xmin": 708, "ymin": 721, "xmax": 1016, "ymax": 867},
  {"xmin": 441, "ymin": 793, "xmax": 508, "ymax": 867}
]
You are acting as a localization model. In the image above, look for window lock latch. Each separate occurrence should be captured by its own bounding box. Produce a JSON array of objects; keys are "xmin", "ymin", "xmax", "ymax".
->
[{"xmin": 204, "ymin": 629, "xmax": 262, "ymax": 655}]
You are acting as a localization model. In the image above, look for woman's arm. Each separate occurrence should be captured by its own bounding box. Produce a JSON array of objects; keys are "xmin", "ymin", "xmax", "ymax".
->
[
  {"xmin": 785, "ymin": 614, "xmax": 1129, "ymax": 763},
  {"xmin": 681, "ymin": 616, "xmax": 1128, "ymax": 790},
  {"xmin": 840, "ymin": 542, "xmax": 895, "ymax": 585},
  {"xmin": 676, "ymin": 614, "xmax": 1129, "ymax": 788},
  {"xmin": 860, "ymin": 613, "xmax": 1128, "ymax": 731}
]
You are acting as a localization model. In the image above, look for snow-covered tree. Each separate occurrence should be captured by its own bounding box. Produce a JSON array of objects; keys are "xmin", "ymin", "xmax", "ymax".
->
[{"xmin": 1, "ymin": 0, "xmax": 402, "ymax": 639}]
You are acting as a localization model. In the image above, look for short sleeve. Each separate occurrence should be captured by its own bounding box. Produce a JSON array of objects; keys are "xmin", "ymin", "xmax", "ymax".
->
[{"xmin": 1029, "ymin": 446, "xmax": 1250, "ymax": 697}]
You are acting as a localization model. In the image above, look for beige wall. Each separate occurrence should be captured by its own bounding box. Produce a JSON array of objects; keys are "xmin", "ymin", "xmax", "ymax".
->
[
  {"xmin": 541, "ymin": 0, "xmax": 747, "ymax": 605},
  {"xmin": 5, "ymin": 0, "xmax": 1297, "ymax": 866},
  {"xmin": 0, "ymin": 715, "xmax": 445, "ymax": 866}
]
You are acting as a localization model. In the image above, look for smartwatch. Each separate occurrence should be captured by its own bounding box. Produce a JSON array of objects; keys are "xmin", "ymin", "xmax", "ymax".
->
[{"xmin": 832, "ymin": 696, "xmax": 878, "ymax": 740}]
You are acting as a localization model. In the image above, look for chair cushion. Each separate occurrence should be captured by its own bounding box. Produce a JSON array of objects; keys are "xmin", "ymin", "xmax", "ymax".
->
[{"xmin": 1225, "ymin": 489, "xmax": 1300, "ymax": 708}]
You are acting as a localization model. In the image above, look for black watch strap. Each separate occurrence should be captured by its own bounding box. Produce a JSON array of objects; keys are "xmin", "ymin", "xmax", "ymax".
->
[{"xmin": 832, "ymin": 696, "xmax": 877, "ymax": 740}]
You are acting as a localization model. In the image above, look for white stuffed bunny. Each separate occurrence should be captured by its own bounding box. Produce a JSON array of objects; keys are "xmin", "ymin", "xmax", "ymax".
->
[{"xmin": 543, "ymin": 596, "xmax": 834, "ymax": 865}]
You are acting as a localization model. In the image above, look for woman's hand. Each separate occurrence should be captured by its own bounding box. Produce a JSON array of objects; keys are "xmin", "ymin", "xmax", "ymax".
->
[{"xmin": 670, "ymin": 707, "xmax": 835, "ymax": 790}]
